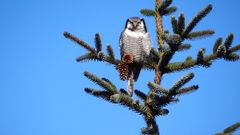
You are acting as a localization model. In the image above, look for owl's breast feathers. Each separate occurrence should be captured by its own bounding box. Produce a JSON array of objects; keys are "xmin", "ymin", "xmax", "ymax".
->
[{"xmin": 120, "ymin": 29, "xmax": 152, "ymax": 63}]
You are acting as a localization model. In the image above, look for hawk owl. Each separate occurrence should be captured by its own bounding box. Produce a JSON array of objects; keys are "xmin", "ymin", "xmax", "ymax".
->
[{"xmin": 119, "ymin": 17, "xmax": 152, "ymax": 96}]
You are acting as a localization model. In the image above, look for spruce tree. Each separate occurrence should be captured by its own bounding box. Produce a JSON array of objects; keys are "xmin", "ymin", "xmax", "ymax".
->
[{"xmin": 64, "ymin": 0, "xmax": 240, "ymax": 134}]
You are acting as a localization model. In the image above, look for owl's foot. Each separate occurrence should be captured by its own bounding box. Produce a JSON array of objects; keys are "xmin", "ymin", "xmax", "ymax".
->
[{"xmin": 123, "ymin": 53, "xmax": 134, "ymax": 64}]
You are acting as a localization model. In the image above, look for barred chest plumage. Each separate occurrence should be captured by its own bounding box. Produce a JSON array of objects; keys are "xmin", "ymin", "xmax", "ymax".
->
[{"xmin": 121, "ymin": 29, "xmax": 152, "ymax": 63}]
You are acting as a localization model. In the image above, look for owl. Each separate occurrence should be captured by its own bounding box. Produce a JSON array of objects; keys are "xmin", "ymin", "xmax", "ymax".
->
[{"xmin": 119, "ymin": 17, "xmax": 152, "ymax": 97}]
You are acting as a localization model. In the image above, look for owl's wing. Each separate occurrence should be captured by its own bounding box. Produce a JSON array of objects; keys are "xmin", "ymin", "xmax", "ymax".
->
[
  {"xmin": 143, "ymin": 33, "xmax": 152, "ymax": 55},
  {"xmin": 119, "ymin": 30, "xmax": 125, "ymax": 60}
]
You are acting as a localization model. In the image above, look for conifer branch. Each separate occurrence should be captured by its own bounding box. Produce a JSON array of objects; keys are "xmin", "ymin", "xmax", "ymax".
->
[
  {"xmin": 84, "ymin": 71, "xmax": 118, "ymax": 94},
  {"xmin": 186, "ymin": 30, "xmax": 215, "ymax": 40},
  {"xmin": 157, "ymin": 33, "xmax": 182, "ymax": 71},
  {"xmin": 171, "ymin": 16, "xmax": 178, "ymax": 34},
  {"xmin": 110, "ymin": 93, "xmax": 151, "ymax": 115},
  {"xmin": 177, "ymin": 13, "xmax": 185, "ymax": 35},
  {"xmin": 164, "ymin": 37, "xmax": 240, "ymax": 73},
  {"xmin": 153, "ymin": 0, "xmax": 165, "ymax": 86},
  {"xmin": 158, "ymin": 0, "xmax": 173, "ymax": 13},
  {"xmin": 84, "ymin": 88, "xmax": 113, "ymax": 102},
  {"xmin": 64, "ymin": 32, "xmax": 96, "ymax": 53},
  {"xmin": 76, "ymin": 53, "xmax": 98, "ymax": 62},
  {"xmin": 118, "ymin": 89, "xmax": 127, "ymax": 95},
  {"xmin": 177, "ymin": 44, "xmax": 191, "ymax": 51},
  {"xmin": 155, "ymin": 0, "xmax": 164, "ymax": 48},
  {"xmin": 177, "ymin": 85, "xmax": 199, "ymax": 95},
  {"xmin": 102, "ymin": 77, "xmax": 117, "ymax": 91},
  {"xmin": 148, "ymin": 82, "xmax": 169, "ymax": 95},
  {"xmin": 146, "ymin": 73, "xmax": 196, "ymax": 109},
  {"xmin": 223, "ymin": 122, "xmax": 240, "ymax": 134},
  {"xmin": 215, "ymin": 122, "xmax": 240, "ymax": 135},
  {"xmin": 229, "ymin": 45, "xmax": 240, "ymax": 53},
  {"xmin": 169, "ymin": 73, "xmax": 194, "ymax": 93},
  {"xmin": 213, "ymin": 38, "xmax": 223, "ymax": 53},
  {"xmin": 106, "ymin": 44, "xmax": 115, "ymax": 60},
  {"xmin": 153, "ymin": 108, "xmax": 169, "ymax": 116},
  {"xmin": 224, "ymin": 33, "xmax": 234, "ymax": 50},
  {"xmin": 160, "ymin": 6, "xmax": 177, "ymax": 16},
  {"xmin": 64, "ymin": 32, "xmax": 121, "ymax": 66},
  {"xmin": 134, "ymin": 90, "xmax": 147, "ymax": 101},
  {"xmin": 140, "ymin": 9, "xmax": 156, "ymax": 17},
  {"xmin": 197, "ymin": 48, "xmax": 205, "ymax": 62},
  {"xmin": 85, "ymin": 88, "xmax": 151, "ymax": 116},
  {"xmin": 224, "ymin": 53, "xmax": 240, "ymax": 61},
  {"xmin": 95, "ymin": 33, "xmax": 102, "ymax": 52},
  {"xmin": 152, "ymin": 0, "xmax": 176, "ymax": 86},
  {"xmin": 182, "ymin": 4, "xmax": 213, "ymax": 38},
  {"xmin": 144, "ymin": 116, "xmax": 159, "ymax": 135},
  {"xmin": 84, "ymin": 72, "xmax": 152, "ymax": 116}
]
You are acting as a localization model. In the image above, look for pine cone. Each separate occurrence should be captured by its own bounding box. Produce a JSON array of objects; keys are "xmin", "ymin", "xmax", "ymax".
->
[{"xmin": 117, "ymin": 61, "xmax": 128, "ymax": 80}]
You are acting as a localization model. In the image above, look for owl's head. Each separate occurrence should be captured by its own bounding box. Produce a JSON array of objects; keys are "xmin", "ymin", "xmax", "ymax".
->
[{"xmin": 125, "ymin": 17, "xmax": 147, "ymax": 32}]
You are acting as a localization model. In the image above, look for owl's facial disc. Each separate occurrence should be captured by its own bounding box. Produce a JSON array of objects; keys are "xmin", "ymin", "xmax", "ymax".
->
[{"xmin": 127, "ymin": 20, "xmax": 143, "ymax": 31}]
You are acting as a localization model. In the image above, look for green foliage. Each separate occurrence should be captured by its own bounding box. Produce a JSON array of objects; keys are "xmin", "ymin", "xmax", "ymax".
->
[
  {"xmin": 97, "ymin": 51, "xmax": 105, "ymax": 60},
  {"xmin": 102, "ymin": 77, "xmax": 117, "ymax": 91},
  {"xmin": 148, "ymin": 82, "xmax": 169, "ymax": 95},
  {"xmin": 177, "ymin": 13, "xmax": 185, "ymax": 35},
  {"xmin": 84, "ymin": 71, "xmax": 118, "ymax": 94},
  {"xmin": 95, "ymin": 33, "xmax": 102, "ymax": 52},
  {"xmin": 84, "ymin": 88, "xmax": 113, "ymax": 102},
  {"xmin": 158, "ymin": 0, "xmax": 177, "ymax": 16},
  {"xmin": 177, "ymin": 44, "xmax": 191, "ymax": 51},
  {"xmin": 171, "ymin": 16, "xmax": 178, "ymax": 34},
  {"xmin": 223, "ymin": 122, "xmax": 240, "ymax": 134},
  {"xmin": 171, "ymin": 13, "xmax": 185, "ymax": 35},
  {"xmin": 161, "ymin": 33, "xmax": 182, "ymax": 45},
  {"xmin": 141, "ymin": 128, "xmax": 149, "ymax": 135},
  {"xmin": 140, "ymin": 9, "xmax": 155, "ymax": 17},
  {"xmin": 169, "ymin": 73, "xmax": 194, "ymax": 93},
  {"xmin": 182, "ymin": 4, "xmax": 213, "ymax": 38},
  {"xmin": 185, "ymin": 56, "xmax": 193, "ymax": 62},
  {"xmin": 224, "ymin": 53, "xmax": 240, "ymax": 61},
  {"xmin": 64, "ymin": 32, "xmax": 96, "ymax": 53},
  {"xmin": 158, "ymin": 0, "xmax": 173, "ymax": 12},
  {"xmin": 215, "ymin": 122, "xmax": 240, "ymax": 135},
  {"xmin": 134, "ymin": 90, "xmax": 147, "ymax": 101},
  {"xmin": 186, "ymin": 30, "xmax": 215, "ymax": 40},
  {"xmin": 197, "ymin": 48, "xmax": 205, "ymax": 62},
  {"xmin": 120, "ymin": 88, "xmax": 128, "ymax": 94},
  {"xmin": 106, "ymin": 44, "xmax": 115, "ymax": 60},
  {"xmin": 224, "ymin": 33, "xmax": 234, "ymax": 50},
  {"xmin": 229, "ymin": 45, "xmax": 240, "ymax": 53},
  {"xmin": 158, "ymin": 51, "xmax": 173, "ymax": 70},
  {"xmin": 153, "ymin": 108, "xmax": 169, "ymax": 116},
  {"xmin": 213, "ymin": 38, "xmax": 223, "ymax": 53},
  {"xmin": 177, "ymin": 85, "xmax": 199, "ymax": 95},
  {"xmin": 147, "ymin": 73, "xmax": 197, "ymax": 108},
  {"xmin": 110, "ymin": 93, "xmax": 150, "ymax": 115},
  {"xmin": 158, "ymin": 109, "xmax": 169, "ymax": 115},
  {"xmin": 160, "ymin": 6, "xmax": 177, "ymax": 16},
  {"xmin": 76, "ymin": 53, "xmax": 97, "ymax": 62},
  {"xmin": 149, "ymin": 48, "xmax": 160, "ymax": 62},
  {"xmin": 217, "ymin": 46, "xmax": 227, "ymax": 57}
]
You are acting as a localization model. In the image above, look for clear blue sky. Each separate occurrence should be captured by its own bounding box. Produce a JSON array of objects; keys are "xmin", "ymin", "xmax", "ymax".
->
[{"xmin": 0, "ymin": 0, "xmax": 240, "ymax": 135}]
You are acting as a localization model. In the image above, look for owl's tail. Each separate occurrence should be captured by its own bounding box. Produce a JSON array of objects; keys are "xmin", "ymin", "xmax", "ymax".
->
[{"xmin": 127, "ymin": 63, "xmax": 142, "ymax": 97}]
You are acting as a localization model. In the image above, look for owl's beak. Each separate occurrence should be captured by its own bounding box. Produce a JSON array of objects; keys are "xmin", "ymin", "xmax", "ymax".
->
[{"xmin": 133, "ymin": 23, "xmax": 138, "ymax": 28}]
